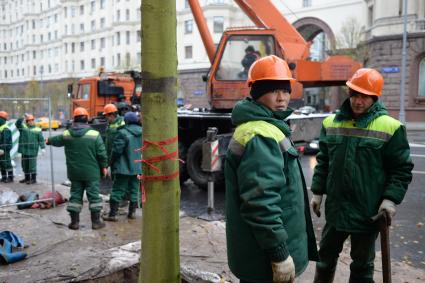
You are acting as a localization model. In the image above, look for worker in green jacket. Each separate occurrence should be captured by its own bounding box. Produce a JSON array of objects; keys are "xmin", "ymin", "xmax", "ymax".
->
[
  {"xmin": 46, "ymin": 107, "xmax": 108, "ymax": 230},
  {"xmin": 310, "ymin": 68, "xmax": 414, "ymax": 283},
  {"xmin": 16, "ymin": 114, "xmax": 45, "ymax": 184},
  {"xmin": 103, "ymin": 111, "xmax": 142, "ymax": 221},
  {"xmin": 225, "ymin": 55, "xmax": 318, "ymax": 283},
  {"xmin": 0, "ymin": 111, "xmax": 14, "ymax": 183},
  {"xmin": 103, "ymin": 103, "xmax": 125, "ymax": 162}
]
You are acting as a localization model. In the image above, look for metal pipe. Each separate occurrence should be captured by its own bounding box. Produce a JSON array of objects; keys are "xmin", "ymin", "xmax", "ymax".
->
[
  {"xmin": 0, "ymin": 198, "xmax": 54, "ymax": 208},
  {"xmin": 207, "ymin": 180, "xmax": 214, "ymax": 213},
  {"xmin": 47, "ymin": 97, "xmax": 56, "ymax": 208},
  {"xmin": 399, "ymin": 0, "xmax": 408, "ymax": 123}
]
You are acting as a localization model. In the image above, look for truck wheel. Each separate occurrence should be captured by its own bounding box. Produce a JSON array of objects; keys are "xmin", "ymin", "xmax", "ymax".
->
[
  {"xmin": 186, "ymin": 138, "xmax": 224, "ymax": 189},
  {"xmin": 179, "ymin": 141, "xmax": 189, "ymax": 185}
]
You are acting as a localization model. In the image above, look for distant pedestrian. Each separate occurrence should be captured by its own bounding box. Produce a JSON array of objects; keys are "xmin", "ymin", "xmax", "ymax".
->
[
  {"xmin": 310, "ymin": 68, "xmax": 414, "ymax": 283},
  {"xmin": 46, "ymin": 107, "xmax": 108, "ymax": 230},
  {"xmin": 103, "ymin": 112, "xmax": 142, "ymax": 221},
  {"xmin": 15, "ymin": 114, "xmax": 45, "ymax": 184},
  {"xmin": 0, "ymin": 111, "xmax": 14, "ymax": 183},
  {"xmin": 225, "ymin": 55, "xmax": 318, "ymax": 283}
]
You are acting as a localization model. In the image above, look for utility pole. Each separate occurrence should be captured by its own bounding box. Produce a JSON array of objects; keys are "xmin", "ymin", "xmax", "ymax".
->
[
  {"xmin": 139, "ymin": 0, "xmax": 181, "ymax": 282},
  {"xmin": 399, "ymin": 0, "xmax": 408, "ymax": 123}
]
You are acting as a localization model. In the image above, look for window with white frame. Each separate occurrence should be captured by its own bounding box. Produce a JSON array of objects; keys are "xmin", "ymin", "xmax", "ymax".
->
[
  {"xmin": 185, "ymin": 45, "xmax": 192, "ymax": 59},
  {"xmin": 213, "ymin": 16, "xmax": 224, "ymax": 33},
  {"xmin": 419, "ymin": 57, "xmax": 425, "ymax": 97}
]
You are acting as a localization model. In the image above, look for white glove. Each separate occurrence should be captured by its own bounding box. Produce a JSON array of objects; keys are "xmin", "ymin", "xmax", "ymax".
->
[
  {"xmin": 310, "ymin": 194, "xmax": 323, "ymax": 217},
  {"xmin": 271, "ymin": 256, "xmax": 295, "ymax": 283},
  {"xmin": 40, "ymin": 149, "xmax": 46, "ymax": 156},
  {"xmin": 378, "ymin": 199, "xmax": 396, "ymax": 220},
  {"xmin": 0, "ymin": 149, "xmax": 4, "ymax": 156}
]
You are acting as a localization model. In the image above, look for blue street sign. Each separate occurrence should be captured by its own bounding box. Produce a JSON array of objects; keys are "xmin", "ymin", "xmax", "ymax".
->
[{"xmin": 381, "ymin": 67, "xmax": 400, "ymax": 73}]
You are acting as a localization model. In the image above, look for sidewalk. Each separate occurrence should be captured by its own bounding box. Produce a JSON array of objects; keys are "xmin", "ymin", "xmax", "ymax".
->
[{"xmin": 1, "ymin": 181, "xmax": 424, "ymax": 282}]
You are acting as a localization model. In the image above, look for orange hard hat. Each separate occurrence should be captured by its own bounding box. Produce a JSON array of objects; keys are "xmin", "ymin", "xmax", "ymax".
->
[
  {"xmin": 346, "ymin": 68, "xmax": 384, "ymax": 97},
  {"xmin": 73, "ymin": 107, "xmax": 89, "ymax": 118},
  {"xmin": 103, "ymin": 104, "xmax": 118, "ymax": 115},
  {"xmin": 247, "ymin": 55, "xmax": 295, "ymax": 87},
  {"xmin": 25, "ymin": 114, "xmax": 34, "ymax": 121},
  {"xmin": 0, "ymin": 111, "xmax": 9, "ymax": 120}
]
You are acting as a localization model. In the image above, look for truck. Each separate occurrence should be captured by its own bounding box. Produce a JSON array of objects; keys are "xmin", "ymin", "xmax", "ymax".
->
[{"xmin": 68, "ymin": 0, "xmax": 361, "ymax": 188}]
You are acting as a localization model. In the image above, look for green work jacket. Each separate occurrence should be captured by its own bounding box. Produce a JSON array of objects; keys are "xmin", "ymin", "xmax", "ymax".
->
[
  {"xmin": 47, "ymin": 123, "xmax": 108, "ymax": 181},
  {"xmin": 16, "ymin": 118, "xmax": 45, "ymax": 156},
  {"xmin": 224, "ymin": 98, "xmax": 318, "ymax": 282},
  {"xmin": 110, "ymin": 124, "xmax": 142, "ymax": 175},
  {"xmin": 106, "ymin": 116, "xmax": 125, "ymax": 161},
  {"xmin": 311, "ymin": 99, "xmax": 414, "ymax": 233},
  {"xmin": 0, "ymin": 118, "xmax": 12, "ymax": 165}
]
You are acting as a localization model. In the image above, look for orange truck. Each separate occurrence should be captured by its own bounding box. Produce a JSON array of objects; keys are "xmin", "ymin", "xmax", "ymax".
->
[{"xmin": 69, "ymin": 0, "xmax": 361, "ymax": 188}]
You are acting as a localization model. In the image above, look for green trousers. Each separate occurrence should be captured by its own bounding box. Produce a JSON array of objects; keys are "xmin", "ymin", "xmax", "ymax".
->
[
  {"xmin": 110, "ymin": 174, "xmax": 139, "ymax": 203},
  {"xmin": 67, "ymin": 180, "xmax": 103, "ymax": 213},
  {"xmin": 21, "ymin": 154, "xmax": 37, "ymax": 174},
  {"xmin": 316, "ymin": 223, "xmax": 378, "ymax": 281}
]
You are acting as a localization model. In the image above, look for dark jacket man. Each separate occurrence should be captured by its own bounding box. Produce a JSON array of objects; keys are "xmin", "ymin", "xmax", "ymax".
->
[{"xmin": 0, "ymin": 111, "xmax": 13, "ymax": 183}]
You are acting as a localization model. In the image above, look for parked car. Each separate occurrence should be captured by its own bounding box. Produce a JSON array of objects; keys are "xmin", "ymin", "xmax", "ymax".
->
[
  {"xmin": 295, "ymin": 106, "xmax": 317, "ymax": 115},
  {"xmin": 35, "ymin": 117, "xmax": 61, "ymax": 130}
]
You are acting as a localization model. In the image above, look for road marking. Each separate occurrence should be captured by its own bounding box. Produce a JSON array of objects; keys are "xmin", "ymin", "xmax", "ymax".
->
[
  {"xmin": 413, "ymin": 170, "xmax": 425, "ymax": 175},
  {"xmin": 410, "ymin": 143, "xmax": 425, "ymax": 148},
  {"xmin": 411, "ymin": 154, "xmax": 425, "ymax": 158}
]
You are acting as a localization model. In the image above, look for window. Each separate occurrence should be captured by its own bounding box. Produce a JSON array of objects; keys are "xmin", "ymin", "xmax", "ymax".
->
[
  {"xmin": 100, "ymin": 0, "xmax": 106, "ymax": 9},
  {"xmin": 91, "ymin": 20, "xmax": 96, "ymax": 31},
  {"xmin": 71, "ymin": 42, "xmax": 75, "ymax": 53},
  {"xmin": 64, "ymin": 7, "xmax": 67, "ymax": 18},
  {"xmin": 184, "ymin": 0, "xmax": 189, "ymax": 8},
  {"xmin": 117, "ymin": 53, "xmax": 121, "ymax": 66},
  {"xmin": 116, "ymin": 10, "xmax": 120, "ymax": 22},
  {"xmin": 126, "ymin": 31, "xmax": 130, "ymax": 44},
  {"xmin": 77, "ymin": 84, "xmax": 90, "ymax": 99},
  {"xmin": 71, "ymin": 6, "xmax": 76, "ymax": 17},
  {"xmin": 137, "ymin": 52, "xmax": 141, "ymax": 64},
  {"xmin": 80, "ymin": 5, "xmax": 84, "ymax": 15},
  {"xmin": 80, "ymin": 42, "xmax": 85, "ymax": 52},
  {"xmin": 100, "ymin": 37, "xmax": 105, "ymax": 48},
  {"xmin": 184, "ymin": 20, "xmax": 193, "ymax": 34},
  {"xmin": 303, "ymin": 0, "xmax": 312, "ymax": 7},
  {"xmin": 90, "ymin": 1, "xmax": 95, "ymax": 13},
  {"xmin": 116, "ymin": 32, "xmax": 121, "ymax": 45},
  {"xmin": 33, "ymin": 51, "xmax": 36, "ymax": 59},
  {"xmin": 91, "ymin": 58, "xmax": 96, "ymax": 68},
  {"xmin": 91, "ymin": 39, "xmax": 96, "ymax": 50},
  {"xmin": 213, "ymin": 16, "xmax": 224, "ymax": 33},
  {"xmin": 100, "ymin": 57, "xmax": 105, "ymax": 66},
  {"xmin": 419, "ymin": 58, "xmax": 425, "ymax": 97},
  {"xmin": 126, "ymin": 9, "xmax": 130, "ymax": 21},
  {"xmin": 80, "ymin": 60, "xmax": 85, "ymax": 70},
  {"xmin": 137, "ymin": 30, "xmax": 141, "ymax": 42},
  {"xmin": 80, "ymin": 23, "xmax": 84, "ymax": 32},
  {"xmin": 100, "ymin": 17, "xmax": 105, "ymax": 28},
  {"xmin": 185, "ymin": 45, "xmax": 192, "ymax": 59}
]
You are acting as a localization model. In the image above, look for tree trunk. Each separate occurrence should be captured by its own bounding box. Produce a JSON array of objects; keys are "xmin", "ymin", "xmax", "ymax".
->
[{"xmin": 139, "ymin": 0, "xmax": 180, "ymax": 282}]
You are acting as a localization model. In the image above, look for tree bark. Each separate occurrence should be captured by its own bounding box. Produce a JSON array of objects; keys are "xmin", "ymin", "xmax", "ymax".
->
[{"xmin": 139, "ymin": 1, "xmax": 181, "ymax": 282}]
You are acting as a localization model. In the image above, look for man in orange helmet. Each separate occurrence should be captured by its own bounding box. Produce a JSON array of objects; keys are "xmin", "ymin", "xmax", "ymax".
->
[
  {"xmin": 15, "ymin": 114, "xmax": 45, "ymax": 184},
  {"xmin": 225, "ymin": 55, "xmax": 318, "ymax": 283},
  {"xmin": 46, "ymin": 107, "xmax": 108, "ymax": 230},
  {"xmin": 310, "ymin": 68, "xmax": 414, "ymax": 283},
  {"xmin": 0, "ymin": 111, "xmax": 14, "ymax": 183}
]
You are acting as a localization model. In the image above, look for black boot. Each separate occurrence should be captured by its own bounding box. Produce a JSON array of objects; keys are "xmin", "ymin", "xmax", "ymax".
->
[
  {"xmin": 128, "ymin": 202, "xmax": 138, "ymax": 219},
  {"xmin": 1, "ymin": 169, "xmax": 7, "ymax": 182},
  {"xmin": 29, "ymin": 173, "xmax": 37, "ymax": 184},
  {"xmin": 313, "ymin": 267, "xmax": 336, "ymax": 283},
  {"xmin": 20, "ymin": 174, "xmax": 30, "ymax": 183},
  {"xmin": 6, "ymin": 170, "xmax": 13, "ymax": 183},
  {"xmin": 68, "ymin": 211, "xmax": 80, "ymax": 230},
  {"xmin": 103, "ymin": 201, "xmax": 119, "ymax": 222},
  {"xmin": 91, "ymin": 211, "xmax": 106, "ymax": 229},
  {"xmin": 348, "ymin": 274, "xmax": 374, "ymax": 283}
]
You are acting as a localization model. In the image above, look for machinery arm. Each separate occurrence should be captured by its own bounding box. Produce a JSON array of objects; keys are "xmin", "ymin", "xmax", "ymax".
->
[{"xmin": 234, "ymin": 0, "xmax": 310, "ymax": 61}]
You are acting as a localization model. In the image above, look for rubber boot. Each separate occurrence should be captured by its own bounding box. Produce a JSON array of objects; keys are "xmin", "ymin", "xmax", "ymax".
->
[
  {"xmin": 20, "ymin": 174, "xmax": 30, "ymax": 183},
  {"xmin": 313, "ymin": 267, "xmax": 336, "ymax": 283},
  {"xmin": 91, "ymin": 211, "xmax": 106, "ymax": 229},
  {"xmin": 103, "ymin": 201, "xmax": 119, "ymax": 222},
  {"xmin": 68, "ymin": 211, "xmax": 80, "ymax": 230},
  {"xmin": 1, "ymin": 169, "xmax": 7, "ymax": 182},
  {"xmin": 6, "ymin": 170, "xmax": 13, "ymax": 183},
  {"xmin": 128, "ymin": 202, "xmax": 138, "ymax": 219},
  {"xmin": 348, "ymin": 274, "xmax": 374, "ymax": 283},
  {"xmin": 29, "ymin": 173, "xmax": 37, "ymax": 184}
]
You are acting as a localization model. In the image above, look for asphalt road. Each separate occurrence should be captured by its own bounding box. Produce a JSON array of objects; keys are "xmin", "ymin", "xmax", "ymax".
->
[{"xmin": 22, "ymin": 128, "xmax": 425, "ymax": 269}]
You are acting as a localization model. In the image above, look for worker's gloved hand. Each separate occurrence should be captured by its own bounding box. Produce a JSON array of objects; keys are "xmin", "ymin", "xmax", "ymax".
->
[
  {"xmin": 102, "ymin": 168, "xmax": 108, "ymax": 178},
  {"xmin": 271, "ymin": 256, "xmax": 295, "ymax": 283},
  {"xmin": 310, "ymin": 194, "xmax": 323, "ymax": 217},
  {"xmin": 378, "ymin": 199, "xmax": 396, "ymax": 220},
  {"xmin": 0, "ymin": 149, "xmax": 4, "ymax": 156}
]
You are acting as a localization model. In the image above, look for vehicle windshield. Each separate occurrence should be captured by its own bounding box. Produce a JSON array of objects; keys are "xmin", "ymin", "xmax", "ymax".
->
[
  {"xmin": 216, "ymin": 35, "xmax": 276, "ymax": 81},
  {"xmin": 76, "ymin": 83, "xmax": 90, "ymax": 100}
]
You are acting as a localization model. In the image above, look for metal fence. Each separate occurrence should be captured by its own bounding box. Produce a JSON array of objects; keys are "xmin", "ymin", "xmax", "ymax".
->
[{"xmin": 0, "ymin": 97, "xmax": 56, "ymax": 208}]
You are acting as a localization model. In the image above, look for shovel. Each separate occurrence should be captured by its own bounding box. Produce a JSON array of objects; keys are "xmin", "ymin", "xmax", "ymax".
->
[{"xmin": 370, "ymin": 211, "xmax": 392, "ymax": 283}]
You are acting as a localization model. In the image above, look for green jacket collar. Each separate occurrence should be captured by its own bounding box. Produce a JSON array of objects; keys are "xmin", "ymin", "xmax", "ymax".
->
[
  {"xmin": 335, "ymin": 98, "xmax": 388, "ymax": 128},
  {"xmin": 232, "ymin": 98, "xmax": 292, "ymax": 136}
]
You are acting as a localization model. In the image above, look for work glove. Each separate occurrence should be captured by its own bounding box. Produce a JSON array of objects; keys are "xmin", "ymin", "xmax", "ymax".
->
[
  {"xmin": 310, "ymin": 194, "xmax": 323, "ymax": 217},
  {"xmin": 378, "ymin": 199, "xmax": 396, "ymax": 221},
  {"xmin": 102, "ymin": 168, "xmax": 108, "ymax": 178},
  {"xmin": 271, "ymin": 256, "xmax": 295, "ymax": 283},
  {"xmin": 0, "ymin": 149, "xmax": 4, "ymax": 156},
  {"xmin": 40, "ymin": 149, "xmax": 46, "ymax": 156}
]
